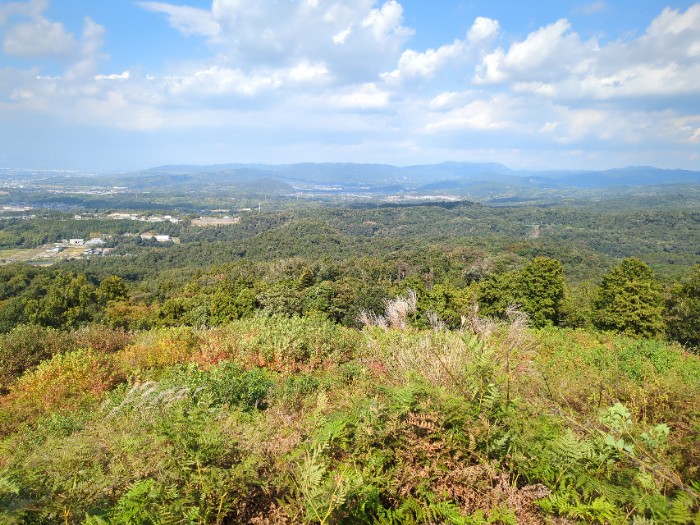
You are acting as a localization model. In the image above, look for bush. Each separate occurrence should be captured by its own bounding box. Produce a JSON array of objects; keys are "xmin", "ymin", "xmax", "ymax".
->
[
  {"xmin": 160, "ymin": 361, "xmax": 275, "ymax": 410},
  {"xmin": 0, "ymin": 349, "xmax": 123, "ymax": 433},
  {"xmin": 73, "ymin": 325, "xmax": 135, "ymax": 354},
  {"xmin": 0, "ymin": 324, "xmax": 76, "ymax": 393},
  {"xmin": 115, "ymin": 327, "xmax": 201, "ymax": 374},
  {"xmin": 197, "ymin": 316, "xmax": 362, "ymax": 372}
]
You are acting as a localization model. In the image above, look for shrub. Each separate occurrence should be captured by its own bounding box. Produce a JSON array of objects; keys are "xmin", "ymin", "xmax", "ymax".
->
[
  {"xmin": 159, "ymin": 361, "xmax": 275, "ymax": 410},
  {"xmin": 73, "ymin": 325, "xmax": 134, "ymax": 354},
  {"xmin": 197, "ymin": 316, "xmax": 362, "ymax": 372},
  {"xmin": 115, "ymin": 327, "xmax": 200, "ymax": 374},
  {"xmin": 0, "ymin": 324, "xmax": 76, "ymax": 393},
  {"xmin": 0, "ymin": 349, "xmax": 123, "ymax": 433},
  {"xmin": 594, "ymin": 258, "xmax": 664, "ymax": 337}
]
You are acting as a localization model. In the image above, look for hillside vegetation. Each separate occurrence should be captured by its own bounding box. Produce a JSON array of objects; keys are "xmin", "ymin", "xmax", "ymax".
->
[
  {"xmin": 0, "ymin": 198, "xmax": 699, "ymax": 523},
  {"xmin": 1, "ymin": 311, "xmax": 699, "ymax": 523}
]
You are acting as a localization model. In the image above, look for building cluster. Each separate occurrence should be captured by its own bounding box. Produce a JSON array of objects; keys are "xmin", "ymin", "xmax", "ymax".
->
[
  {"xmin": 38, "ymin": 237, "xmax": 113, "ymax": 259},
  {"xmin": 106, "ymin": 213, "xmax": 180, "ymax": 223}
]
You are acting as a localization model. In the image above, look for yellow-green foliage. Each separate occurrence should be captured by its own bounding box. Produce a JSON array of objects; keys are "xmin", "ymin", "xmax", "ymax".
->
[
  {"xmin": 531, "ymin": 328, "xmax": 700, "ymax": 419},
  {"xmin": 0, "ymin": 349, "xmax": 122, "ymax": 433},
  {"xmin": 114, "ymin": 317, "xmax": 361, "ymax": 377},
  {"xmin": 1, "ymin": 319, "xmax": 699, "ymax": 524},
  {"xmin": 115, "ymin": 326, "xmax": 201, "ymax": 374},
  {"xmin": 195, "ymin": 316, "xmax": 362, "ymax": 372}
]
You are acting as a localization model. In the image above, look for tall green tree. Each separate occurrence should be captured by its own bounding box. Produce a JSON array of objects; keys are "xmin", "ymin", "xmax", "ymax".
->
[
  {"xmin": 209, "ymin": 278, "xmax": 257, "ymax": 324},
  {"xmin": 517, "ymin": 257, "xmax": 565, "ymax": 327},
  {"xmin": 594, "ymin": 258, "xmax": 664, "ymax": 337},
  {"xmin": 477, "ymin": 270, "xmax": 518, "ymax": 320},
  {"xmin": 477, "ymin": 257, "xmax": 564, "ymax": 328},
  {"xmin": 665, "ymin": 266, "xmax": 700, "ymax": 350}
]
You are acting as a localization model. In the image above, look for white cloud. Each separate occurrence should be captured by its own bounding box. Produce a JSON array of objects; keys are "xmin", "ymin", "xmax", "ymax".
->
[
  {"xmin": 579, "ymin": 63, "xmax": 700, "ymax": 98},
  {"xmin": 474, "ymin": 4, "xmax": 700, "ymax": 104},
  {"xmin": 360, "ymin": 0, "xmax": 412, "ymax": 42},
  {"xmin": 467, "ymin": 16, "xmax": 499, "ymax": 43},
  {"xmin": 333, "ymin": 24, "xmax": 353, "ymax": 44},
  {"xmin": 3, "ymin": 17, "xmax": 76, "ymax": 58},
  {"xmin": 475, "ymin": 19, "xmax": 594, "ymax": 84},
  {"xmin": 95, "ymin": 71, "xmax": 130, "ymax": 81},
  {"xmin": 331, "ymin": 82, "xmax": 390, "ymax": 109},
  {"xmin": 140, "ymin": 0, "xmax": 413, "ymax": 82},
  {"xmin": 0, "ymin": 0, "xmax": 49, "ymax": 25},
  {"xmin": 648, "ymin": 4, "xmax": 700, "ymax": 35},
  {"xmin": 287, "ymin": 61, "xmax": 330, "ymax": 83},
  {"xmin": 165, "ymin": 67, "xmax": 279, "ymax": 98},
  {"xmin": 137, "ymin": 1, "xmax": 219, "ymax": 37},
  {"xmin": 382, "ymin": 16, "xmax": 499, "ymax": 84},
  {"xmin": 163, "ymin": 60, "xmax": 330, "ymax": 99},
  {"xmin": 424, "ymin": 95, "xmax": 519, "ymax": 132},
  {"xmin": 428, "ymin": 91, "xmax": 475, "ymax": 112},
  {"xmin": 65, "ymin": 17, "xmax": 106, "ymax": 81},
  {"xmin": 383, "ymin": 39, "xmax": 466, "ymax": 82}
]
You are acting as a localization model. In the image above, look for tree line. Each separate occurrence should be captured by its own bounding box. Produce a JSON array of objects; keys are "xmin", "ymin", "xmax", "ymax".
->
[{"xmin": 1, "ymin": 256, "xmax": 697, "ymax": 350}]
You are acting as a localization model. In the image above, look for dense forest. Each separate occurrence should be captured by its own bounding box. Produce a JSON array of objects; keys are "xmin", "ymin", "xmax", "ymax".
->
[{"xmin": 1, "ymin": 197, "xmax": 699, "ymax": 523}]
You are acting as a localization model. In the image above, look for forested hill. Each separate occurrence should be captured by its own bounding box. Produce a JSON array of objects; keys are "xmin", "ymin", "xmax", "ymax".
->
[
  {"xmin": 4, "ymin": 163, "xmax": 699, "ymax": 200},
  {"xmin": 135, "ymin": 162, "xmax": 700, "ymax": 190}
]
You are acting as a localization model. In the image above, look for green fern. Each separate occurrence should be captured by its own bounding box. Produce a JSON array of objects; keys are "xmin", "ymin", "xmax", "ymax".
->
[
  {"xmin": 377, "ymin": 495, "xmax": 475, "ymax": 525},
  {"xmin": 294, "ymin": 444, "xmax": 362, "ymax": 524}
]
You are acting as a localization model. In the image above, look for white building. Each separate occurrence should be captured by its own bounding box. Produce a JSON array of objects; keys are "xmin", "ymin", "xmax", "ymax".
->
[{"xmin": 85, "ymin": 238, "xmax": 106, "ymax": 246}]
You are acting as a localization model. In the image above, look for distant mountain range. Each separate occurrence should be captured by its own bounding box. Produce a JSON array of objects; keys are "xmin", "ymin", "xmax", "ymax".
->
[
  {"xmin": 132, "ymin": 162, "xmax": 700, "ymax": 194},
  {"xmin": 4, "ymin": 162, "xmax": 699, "ymax": 200}
]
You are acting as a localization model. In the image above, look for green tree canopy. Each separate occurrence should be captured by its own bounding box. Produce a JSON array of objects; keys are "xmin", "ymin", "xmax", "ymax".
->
[
  {"xmin": 594, "ymin": 258, "xmax": 664, "ymax": 337},
  {"xmin": 665, "ymin": 265, "xmax": 700, "ymax": 350},
  {"xmin": 478, "ymin": 257, "xmax": 564, "ymax": 328}
]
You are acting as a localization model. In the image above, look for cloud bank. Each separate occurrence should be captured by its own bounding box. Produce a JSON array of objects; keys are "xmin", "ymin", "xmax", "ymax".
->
[{"xmin": 0, "ymin": 0, "xmax": 699, "ymax": 169}]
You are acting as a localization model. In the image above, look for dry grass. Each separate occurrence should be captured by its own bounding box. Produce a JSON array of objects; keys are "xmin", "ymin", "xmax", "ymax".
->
[{"xmin": 358, "ymin": 289, "xmax": 417, "ymax": 330}]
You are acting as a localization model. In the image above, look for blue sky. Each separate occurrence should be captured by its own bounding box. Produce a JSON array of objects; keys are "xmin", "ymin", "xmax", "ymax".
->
[{"xmin": 1, "ymin": 0, "xmax": 699, "ymax": 171}]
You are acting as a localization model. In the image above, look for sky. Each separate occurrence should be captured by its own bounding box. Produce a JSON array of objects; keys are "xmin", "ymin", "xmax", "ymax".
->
[{"xmin": 0, "ymin": 0, "xmax": 699, "ymax": 171}]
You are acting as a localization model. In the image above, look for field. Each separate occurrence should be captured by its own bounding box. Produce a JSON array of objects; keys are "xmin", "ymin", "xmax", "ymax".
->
[{"xmin": 0, "ymin": 246, "xmax": 91, "ymax": 265}]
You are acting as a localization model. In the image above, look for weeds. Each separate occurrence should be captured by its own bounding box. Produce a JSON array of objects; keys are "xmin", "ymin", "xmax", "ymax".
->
[{"xmin": 0, "ymin": 314, "xmax": 698, "ymax": 523}]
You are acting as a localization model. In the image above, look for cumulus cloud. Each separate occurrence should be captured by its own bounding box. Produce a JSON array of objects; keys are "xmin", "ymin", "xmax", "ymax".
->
[
  {"xmin": 0, "ymin": 0, "xmax": 106, "ymax": 76},
  {"xmin": 424, "ymin": 94, "xmax": 521, "ymax": 132},
  {"xmin": 383, "ymin": 16, "xmax": 498, "ymax": 84},
  {"xmin": 475, "ymin": 19, "xmax": 595, "ymax": 84},
  {"xmin": 383, "ymin": 40, "xmax": 466, "ymax": 82},
  {"xmin": 139, "ymin": 0, "xmax": 413, "ymax": 82},
  {"xmin": 330, "ymin": 82, "xmax": 390, "ymax": 110},
  {"xmin": 1, "ymin": 0, "xmax": 78, "ymax": 59},
  {"xmin": 333, "ymin": 24, "xmax": 353, "ymax": 44},
  {"xmin": 474, "ymin": 4, "xmax": 700, "ymax": 105},
  {"xmin": 467, "ymin": 16, "xmax": 499, "ymax": 43},
  {"xmin": 3, "ymin": 17, "xmax": 76, "ymax": 57},
  {"xmin": 137, "ymin": 2, "xmax": 220, "ymax": 36},
  {"xmin": 0, "ymin": 0, "xmax": 49, "ymax": 25},
  {"xmin": 65, "ymin": 17, "xmax": 107, "ymax": 80},
  {"xmin": 163, "ymin": 60, "xmax": 331, "ymax": 100},
  {"xmin": 1, "ymin": 1, "xmax": 699, "ymax": 169},
  {"xmin": 360, "ymin": 0, "xmax": 411, "ymax": 42},
  {"xmin": 95, "ymin": 71, "xmax": 130, "ymax": 81}
]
